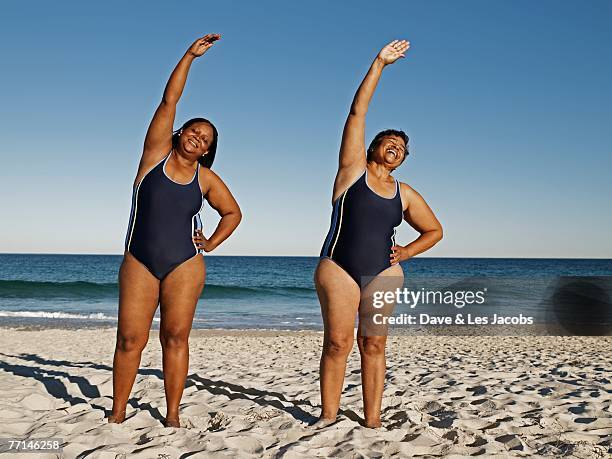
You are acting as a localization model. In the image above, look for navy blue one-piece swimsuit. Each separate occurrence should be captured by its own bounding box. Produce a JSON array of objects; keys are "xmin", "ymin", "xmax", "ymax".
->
[
  {"xmin": 124, "ymin": 151, "xmax": 204, "ymax": 280},
  {"xmin": 320, "ymin": 169, "xmax": 403, "ymax": 288}
]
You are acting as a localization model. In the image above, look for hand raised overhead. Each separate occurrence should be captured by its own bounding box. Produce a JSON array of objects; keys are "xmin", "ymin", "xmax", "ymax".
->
[
  {"xmin": 187, "ymin": 34, "xmax": 221, "ymax": 58},
  {"xmin": 377, "ymin": 39, "xmax": 410, "ymax": 65}
]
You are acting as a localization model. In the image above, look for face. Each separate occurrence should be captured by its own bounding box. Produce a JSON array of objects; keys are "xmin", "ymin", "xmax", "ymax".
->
[
  {"xmin": 372, "ymin": 135, "xmax": 407, "ymax": 168},
  {"xmin": 179, "ymin": 122, "xmax": 214, "ymax": 157}
]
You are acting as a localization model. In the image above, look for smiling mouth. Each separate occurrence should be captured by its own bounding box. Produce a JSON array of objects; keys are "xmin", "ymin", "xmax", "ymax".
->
[
  {"xmin": 386, "ymin": 148, "xmax": 397, "ymax": 158},
  {"xmin": 188, "ymin": 138, "xmax": 198, "ymax": 148}
]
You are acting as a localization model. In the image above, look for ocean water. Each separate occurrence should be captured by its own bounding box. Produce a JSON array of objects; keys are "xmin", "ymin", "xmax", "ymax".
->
[{"xmin": 0, "ymin": 254, "xmax": 611, "ymax": 330}]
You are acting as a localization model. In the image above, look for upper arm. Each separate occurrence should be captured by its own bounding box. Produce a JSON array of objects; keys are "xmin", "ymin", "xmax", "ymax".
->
[
  {"xmin": 400, "ymin": 182, "xmax": 443, "ymax": 234},
  {"xmin": 140, "ymin": 100, "xmax": 177, "ymax": 170},
  {"xmin": 200, "ymin": 169, "xmax": 241, "ymax": 217},
  {"xmin": 332, "ymin": 113, "xmax": 368, "ymax": 200},
  {"xmin": 338, "ymin": 112, "xmax": 367, "ymax": 171}
]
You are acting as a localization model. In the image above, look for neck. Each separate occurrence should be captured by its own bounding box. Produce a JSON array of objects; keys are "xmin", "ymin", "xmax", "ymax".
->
[
  {"xmin": 367, "ymin": 161, "xmax": 394, "ymax": 179},
  {"xmin": 172, "ymin": 147, "xmax": 198, "ymax": 167}
]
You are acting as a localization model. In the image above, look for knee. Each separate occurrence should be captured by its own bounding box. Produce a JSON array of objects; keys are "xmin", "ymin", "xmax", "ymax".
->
[
  {"xmin": 160, "ymin": 328, "xmax": 190, "ymax": 350},
  {"xmin": 116, "ymin": 332, "xmax": 147, "ymax": 353},
  {"xmin": 358, "ymin": 336, "xmax": 386, "ymax": 357},
  {"xmin": 323, "ymin": 335, "xmax": 353, "ymax": 358}
]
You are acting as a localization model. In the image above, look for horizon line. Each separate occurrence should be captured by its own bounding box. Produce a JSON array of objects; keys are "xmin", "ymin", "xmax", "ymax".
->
[{"xmin": 0, "ymin": 252, "xmax": 611, "ymax": 261}]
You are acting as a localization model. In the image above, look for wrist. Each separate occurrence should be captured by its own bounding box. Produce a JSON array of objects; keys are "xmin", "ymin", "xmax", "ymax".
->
[
  {"xmin": 204, "ymin": 238, "xmax": 218, "ymax": 252},
  {"xmin": 374, "ymin": 56, "xmax": 387, "ymax": 68}
]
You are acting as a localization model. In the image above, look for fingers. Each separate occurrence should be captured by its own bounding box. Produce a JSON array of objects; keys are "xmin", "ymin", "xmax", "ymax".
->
[
  {"xmin": 192, "ymin": 229, "xmax": 206, "ymax": 248},
  {"xmin": 190, "ymin": 34, "xmax": 221, "ymax": 56},
  {"xmin": 380, "ymin": 39, "xmax": 410, "ymax": 63},
  {"xmin": 391, "ymin": 39, "xmax": 410, "ymax": 53},
  {"xmin": 200, "ymin": 33, "xmax": 221, "ymax": 44},
  {"xmin": 389, "ymin": 245, "xmax": 401, "ymax": 265}
]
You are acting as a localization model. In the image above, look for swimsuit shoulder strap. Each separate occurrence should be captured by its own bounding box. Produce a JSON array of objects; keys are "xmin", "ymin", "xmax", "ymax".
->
[
  {"xmin": 158, "ymin": 149, "xmax": 173, "ymax": 173},
  {"xmin": 195, "ymin": 161, "xmax": 203, "ymax": 193}
]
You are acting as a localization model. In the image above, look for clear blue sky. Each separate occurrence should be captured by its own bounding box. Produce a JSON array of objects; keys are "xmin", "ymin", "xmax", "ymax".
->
[{"xmin": 0, "ymin": 0, "xmax": 610, "ymax": 257}]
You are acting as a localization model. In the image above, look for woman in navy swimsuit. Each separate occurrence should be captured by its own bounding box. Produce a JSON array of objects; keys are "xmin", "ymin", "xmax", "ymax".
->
[
  {"xmin": 314, "ymin": 39, "xmax": 443, "ymax": 428},
  {"xmin": 108, "ymin": 34, "xmax": 242, "ymax": 427}
]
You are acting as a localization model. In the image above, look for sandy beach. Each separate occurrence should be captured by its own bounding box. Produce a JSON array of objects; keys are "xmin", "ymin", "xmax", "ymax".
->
[{"xmin": 0, "ymin": 327, "xmax": 610, "ymax": 458}]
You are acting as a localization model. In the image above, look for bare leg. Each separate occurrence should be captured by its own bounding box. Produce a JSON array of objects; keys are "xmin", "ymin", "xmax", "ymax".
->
[
  {"xmin": 314, "ymin": 258, "xmax": 361, "ymax": 424},
  {"xmin": 159, "ymin": 253, "xmax": 205, "ymax": 427},
  {"xmin": 109, "ymin": 251, "xmax": 160, "ymax": 423},
  {"xmin": 356, "ymin": 332, "xmax": 388, "ymax": 427},
  {"xmin": 357, "ymin": 264, "xmax": 403, "ymax": 427}
]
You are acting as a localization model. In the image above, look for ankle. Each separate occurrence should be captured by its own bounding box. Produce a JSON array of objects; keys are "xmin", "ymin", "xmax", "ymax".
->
[
  {"xmin": 163, "ymin": 416, "xmax": 181, "ymax": 428},
  {"xmin": 320, "ymin": 409, "xmax": 337, "ymax": 421},
  {"xmin": 364, "ymin": 419, "xmax": 382, "ymax": 428},
  {"xmin": 107, "ymin": 410, "xmax": 127, "ymax": 423}
]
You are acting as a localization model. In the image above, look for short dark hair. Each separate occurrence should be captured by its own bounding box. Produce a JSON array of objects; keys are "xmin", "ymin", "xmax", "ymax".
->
[
  {"xmin": 366, "ymin": 129, "xmax": 409, "ymax": 162},
  {"xmin": 172, "ymin": 117, "xmax": 218, "ymax": 168}
]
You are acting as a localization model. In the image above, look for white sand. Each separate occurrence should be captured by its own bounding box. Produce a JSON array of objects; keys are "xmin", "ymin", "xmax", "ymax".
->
[{"xmin": 0, "ymin": 328, "xmax": 610, "ymax": 458}]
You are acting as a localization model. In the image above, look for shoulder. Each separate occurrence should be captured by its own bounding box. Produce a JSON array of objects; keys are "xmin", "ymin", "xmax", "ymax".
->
[
  {"xmin": 199, "ymin": 167, "xmax": 223, "ymax": 183},
  {"xmin": 333, "ymin": 165, "xmax": 366, "ymax": 201},
  {"xmin": 198, "ymin": 167, "xmax": 224, "ymax": 194},
  {"xmin": 134, "ymin": 150, "xmax": 169, "ymax": 184},
  {"xmin": 141, "ymin": 146, "xmax": 171, "ymax": 170},
  {"xmin": 398, "ymin": 181, "xmax": 423, "ymax": 210}
]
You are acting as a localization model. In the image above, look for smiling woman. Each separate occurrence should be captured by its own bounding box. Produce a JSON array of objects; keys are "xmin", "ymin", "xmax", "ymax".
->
[
  {"xmin": 366, "ymin": 129, "xmax": 409, "ymax": 163},
  {"xmin": 313, "ymin": 39, "xmax": 443, "ymax": 429},
  {"xmin": 109, "ymin": 34, "xmax": 242, "ymax": 428},
  {"xmin": 171, "ymin": 117, "xmax": 219, "ymax": 169}
]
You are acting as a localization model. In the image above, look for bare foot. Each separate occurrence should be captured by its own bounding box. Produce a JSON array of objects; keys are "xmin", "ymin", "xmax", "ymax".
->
[
  {"xmin": 308, "ymin": 417, "xmax": 338, "ymax": 429},
  {"xmin": 163, "ymin": 417, "xmax": 181, "ymax": 428},
  {"xmin": 364, "ymin": 419, "xmax": 382, "ymax": 429},
  {"xmin": 107, "ymin": 409, "xmax": 126, "ymax": 424}
]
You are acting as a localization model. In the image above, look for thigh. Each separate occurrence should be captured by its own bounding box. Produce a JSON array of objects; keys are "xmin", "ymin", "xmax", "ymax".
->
[
  {"xmin": 315, "ymin": 258, "xmax": 361, "ymax": 336},
  {"xmin": 359, "ymin": 264, "xmax": 404, "ymax": 336},
  {"xmin": 118, "ymin": 251, "xmax": 161, "ymax": 338},
  {"xmin": 159, "ymin": 254, "xmax": 206, "ymax": 331}
]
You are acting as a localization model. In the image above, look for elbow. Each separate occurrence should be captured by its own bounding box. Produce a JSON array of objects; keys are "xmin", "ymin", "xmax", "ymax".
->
[
  {"xmin": 219, "ymin": 206, "xmax": 242, "ymax": 228},
  {"xmin": 232, "ymin": 207, "xmax": 243, "ymax": 226},
  {"xmin": 424, "ymin": 227, "xmax": 443, "ymax": 245},
  {"xmin": 349, "ymin": 106, "xmax": 366, "ymax": 118},
  {"xmin": 161, "ymin": 96, "xmax": 178, "ymax": 107}
]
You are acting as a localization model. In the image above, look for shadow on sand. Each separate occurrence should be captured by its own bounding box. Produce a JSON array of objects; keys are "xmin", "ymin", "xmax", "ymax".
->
[{"xmin": 0, "ymin": 352, "xmax": 363, "ymax": 428}]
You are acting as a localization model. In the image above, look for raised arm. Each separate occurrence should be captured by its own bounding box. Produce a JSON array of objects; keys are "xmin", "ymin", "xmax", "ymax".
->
[
  {"xmin": 333, "ymin": 40, "xmax": 410, "ymax": 200},
  {"xmin": 390, "ymin": 183, "xmax": 443, "ymax": 265},
  {"xmin": 139, "ymin": 34, "xmax": 221, "ymax": 171}
]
